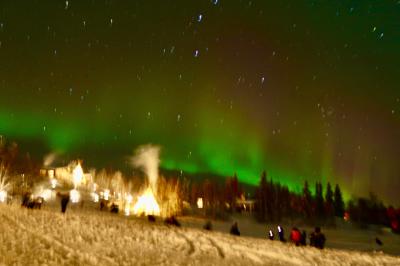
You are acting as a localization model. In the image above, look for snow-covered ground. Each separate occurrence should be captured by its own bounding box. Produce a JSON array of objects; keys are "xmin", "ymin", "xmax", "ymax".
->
[
  {"xmin": 180, "ymin": 214, "xmax": 400, "ymax": 256},
  {"xmin": 1, "ymin": 203, "xmax": 399, "ymax": 266}
]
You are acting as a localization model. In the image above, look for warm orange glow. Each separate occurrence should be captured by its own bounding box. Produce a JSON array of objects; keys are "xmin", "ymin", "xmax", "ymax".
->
[
  {"xmin": 72, "ymin": 162, "xmax": 84, "ymax": 188},
  {"xmin": 70, "ymin": 189, "xmax": 80, "ymax": 203},
  {"xmin": 133, "ymin": 188, "xmax": 160, "ymax": 216},
  {"xmin": 197, "ymin": 197, "xmax": 203, "ymax": 209},
  {"xmin": 0, "ymin": 190, "xmax": 6, "ymax": 203}
]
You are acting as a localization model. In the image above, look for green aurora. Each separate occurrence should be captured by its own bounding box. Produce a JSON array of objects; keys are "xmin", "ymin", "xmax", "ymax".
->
[{"xmin": 0, "ymin": 1, "xmax": 399, "ymax": 203}]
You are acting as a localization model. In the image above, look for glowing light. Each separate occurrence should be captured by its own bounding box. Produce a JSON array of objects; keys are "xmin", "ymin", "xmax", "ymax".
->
[
  {"xmin": 0, "ymin": 190, "xmax": 7, "ymax": 203},
  {"xmin": 92, "ymin": 192, "xmax": 99, "ymax": 202},
  {"xmin": 72, "ymin": 162, "xmax": 84, "ymax": 188},
  {"xmin": 133, "ymin": 188, "xmax": 160, "ymax": 216},
  {"xmin": 0, "ymin": 168, "xmax": 10, "ymax": 201},
  {"xmin": 125, "ymin": 206, "xmax": 130, "ymax": 216},
  {"xmin": 48, "ymin": 169, "xmax": 55, "ymax": 179},
  {"xmin": 40, "ymin": 189, "xmax": 52, "ymax": 201},
  {"xmin": 126, "ymin": 194, "xmax": 133, "ymax": 204},
  {"xmin": 70, "ymin": 189, "xmax": 80, "ymax": 203},
  {"xmin": 124, "ymin": 194, "xmax": 133, "ymax": 216},
  {"xmin": 103, "ymin": 189, "xmax": 110, "ymax": 200},
  {"xmin": 50, "ymin": 178, "xmax": 57, "ymax": 189},
  {"xmin": 197, "ymin": 197, "xmax": 203, "ymax": 209}
]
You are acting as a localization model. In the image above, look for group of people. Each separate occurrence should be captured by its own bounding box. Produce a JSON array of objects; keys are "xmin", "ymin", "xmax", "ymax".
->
[
  {"xmin": 286, "ymin": 226, "xmax": 326, "ymax": 249},
  {"xmin": 228, "ymin": 221, "xmax": 326, "ymax": 249},
  {"xmin": 21, "ymin": 192, "xmax": 44, "ymax": 209},
  {"xmin": 24, "ymin": 192, "xmax": 327, "ymax": 250},
  {"xmin": 268, "ymin": 225, "xmax": 326, "ymax": 249}
]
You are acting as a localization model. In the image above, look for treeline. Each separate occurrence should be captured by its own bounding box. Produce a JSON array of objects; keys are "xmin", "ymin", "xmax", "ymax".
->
[
  {"xmin": 186, "ymin": 174, "xmax": 242, "ymax": 219},
  {"xmin": 2, "ymin": 136, "xmax": 400, "ymax": 231},
  {"xmin": 0, "ymin": 137, "xmax": 42, "ymax": 194},
  {"xmin": 254, "ymin": 171, "xmax": 344, "ymax": 225},
  {"xmin": 253, "ymin": 171, "xmax": 400, "ymax": 232},
  {"xmin": 185, "ymin": 169, "xmax": 400, "ymax": 233},
  {"xmin": 347, "ymin": 193, "xmax": 400, "ymax": 231}
]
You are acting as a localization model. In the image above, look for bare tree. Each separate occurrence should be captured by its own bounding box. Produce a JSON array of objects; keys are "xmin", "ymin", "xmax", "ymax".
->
[{"xmin": 0, "ymin": 163, "xmax": 10, "ymax": 192}]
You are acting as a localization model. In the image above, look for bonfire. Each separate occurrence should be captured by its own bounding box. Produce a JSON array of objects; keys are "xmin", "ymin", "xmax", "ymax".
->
[
  {"xmin": 133, "ymin": 188, "xmax": 160, "ymax": 216},
  {"xmin": 0, "ymin": 164, "xmax": 10, "ymax": 203}
]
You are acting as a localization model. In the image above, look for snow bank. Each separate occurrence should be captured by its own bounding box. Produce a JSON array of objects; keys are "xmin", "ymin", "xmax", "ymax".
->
[{"xmin": 0, "ymin": 204, "xmax": 399, "ymax": 266}]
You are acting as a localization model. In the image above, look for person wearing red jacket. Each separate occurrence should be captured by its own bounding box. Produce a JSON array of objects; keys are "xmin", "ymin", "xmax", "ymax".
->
[{"xmin": 290, "ymin": 227, "xmax": 302, "ymax": 246}]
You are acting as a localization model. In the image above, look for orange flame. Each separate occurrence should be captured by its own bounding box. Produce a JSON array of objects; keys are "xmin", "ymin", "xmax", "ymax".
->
[
  {"xmin": 133, "ymin": 188, "xmax": 160, "ymax": 216},
  {"xmin": 72, "ymin": 162, "xmax": 84, "ymax": 188}
]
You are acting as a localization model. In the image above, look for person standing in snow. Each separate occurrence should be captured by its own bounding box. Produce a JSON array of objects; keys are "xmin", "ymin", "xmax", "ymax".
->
[
  {"xmin": 100, "ymin": 199, "xmax": 105, "ymax": 211},
  {"xmin": 310, "ymin": 227, "xmax": 326, "ymax": 249},
  {"xmin": 300, "ymin": 230, "xmax": 307, "ymax": 246},
  {"xmin": 203, "ymin": 220, "xmax": 212, "ymax": 231},
  {"xmin": 21, "ymin": 192, "xmax": 30, "ymax": 208},
  {"xmin": 230, "ymin": 222, "xmax": 240, "ymax": 236},
  {"xmin": 60, "ymin": 193, "xmax": 70, "ymax": 213},
  {"xmin": 268, "ymin": 229, "xmax": 274, "ymax": 240},
  {"xmin": 290, "ymin": 227, "xmax": 302, "ymax": 246},
  {"xmin": 165, "ymin": 215, "xmax": 181, "ymax": 227},
  {"xmin": 375, "ymin": 237, "xmax": 383, "ymax": 246},
  {"xmin": 277, "ymin": 225, "xmax": 286, "ymax": 242}
]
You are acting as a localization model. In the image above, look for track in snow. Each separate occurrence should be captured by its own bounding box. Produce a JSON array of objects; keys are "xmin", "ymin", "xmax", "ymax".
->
[{"xmin": 0, "ymin": 204, "xmax": 399, "ymax": 266}]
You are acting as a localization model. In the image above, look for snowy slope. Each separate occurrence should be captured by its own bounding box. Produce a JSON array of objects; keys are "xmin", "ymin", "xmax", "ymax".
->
[
  {"xmin": 180, "ymin": 214, "xmax": 400, "ymax": 256},
  {"xmin": 0, "ymin": 204, "xmax": 399, "ymax": 266}
]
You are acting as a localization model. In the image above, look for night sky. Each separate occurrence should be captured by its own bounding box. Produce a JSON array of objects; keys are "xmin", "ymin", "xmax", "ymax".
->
[{"xmin": 0, "ymin": 1, "xmax": 399, "ymax": 203}]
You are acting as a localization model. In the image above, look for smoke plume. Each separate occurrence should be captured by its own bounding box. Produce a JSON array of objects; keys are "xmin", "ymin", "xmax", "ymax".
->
[
  {"xmin": 43, "ymin": 152, "xmax": 58, "ymax": 167},
  {"xmin": 131, "ymin": 145, "xmax": 160, "ymax": 192}
]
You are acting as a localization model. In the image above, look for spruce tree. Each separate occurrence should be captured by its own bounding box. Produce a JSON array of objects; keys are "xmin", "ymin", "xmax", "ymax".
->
[
  {"xmin": 325, "ymin": 183, "xmax": 333, "ymax": 205},
  {"xmin": 267, "ymin": 178, "xmax": 275, "ymax": 222},
  {"xmin": 255, "ymin": 171, "xmax": 268, "ymax": 221},
  {"xmin": 302, "ymin": 181, "xmax": 312, "ymax": 219},
  {"xmin": 315, "ymin": 182, "xmax": 325, "ymax": 218},
  {"xmin": 334, "ymin": 184, "xmax": 345, "ymax": 217},
  {"xmin": 325, "ymin": 182, "xmax": 334, "ymax": 218}
]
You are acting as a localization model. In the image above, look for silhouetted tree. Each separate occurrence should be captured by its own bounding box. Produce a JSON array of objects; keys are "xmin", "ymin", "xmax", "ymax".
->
[
  {"xmin": 274, "ymin": 183, "xmax": 283, "ymax": 221},
  {"xmin": 302, "ymin": 181, "xmax": 313, "ymax": 219},
  {"xmin": 202, "ymin": 179, "xmax": 222, "ymax": 218},
  {"xmin": 279, "ymin": 185, "xmax": 291, "ymax": 219},
  {"xmin": 333, "ymin": 184, "xmax": 345, "ymax": 218},
  {"xmin": 315, "ymin": 182, "xmax": 325, "ymax": 219},
  {"xmin": 255, "ymin": 171, "xmax": 268, "ymax": 221},
  {"xmin": 266, "ymin": 178, "xmax": 276, "ymax": 221},
  {"xmin": 325, "ymin": 182, "xmax": 335, "ymax": 220},
  {"xmin": 224, "ymin": 173, "xmax": 241, "ymax": 212}
]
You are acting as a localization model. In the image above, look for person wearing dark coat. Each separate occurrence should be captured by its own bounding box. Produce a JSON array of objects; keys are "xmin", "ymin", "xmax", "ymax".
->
[
  {"xmin": 230, "ymin": 222, "xmax": 240, "ymax": 236},
  {"xmin": 21, "ymin": 192, "xmax": 30, "ymax": 208},
  {"xmin": 300, "ymin": 230, "xmax": 307, "ymax": 246},
  {"xmin": 110, "ymin": 203, "xmax": 119, "ymax": 213},
  {"xmin": 268, "ymin": 229, "xmax": 274, "ymax": 240},
  {"xmin": 310, "ymin": 227, "xmax": 326, "ymax": 249},
  {"xmin": 100, "ymin": 199, "xmax": 106, "ymax": 211},
  {"xmin": 148, "ymin": 215, "xmax": 156, "ymax": 222},
  {"xmin": 165, "ymin": 215, "xmax": 181, "ymax": 227},
  {"xmin": 203, "ymin": 221, "xmax": 212, "ymax": 231},
  {"xmin": 278, "ymin": 225, "xmax": 286, "ymax": 242},
  {"xmin": 61, "ymin": 194, "xmax": 70, "ymax": 213}
]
